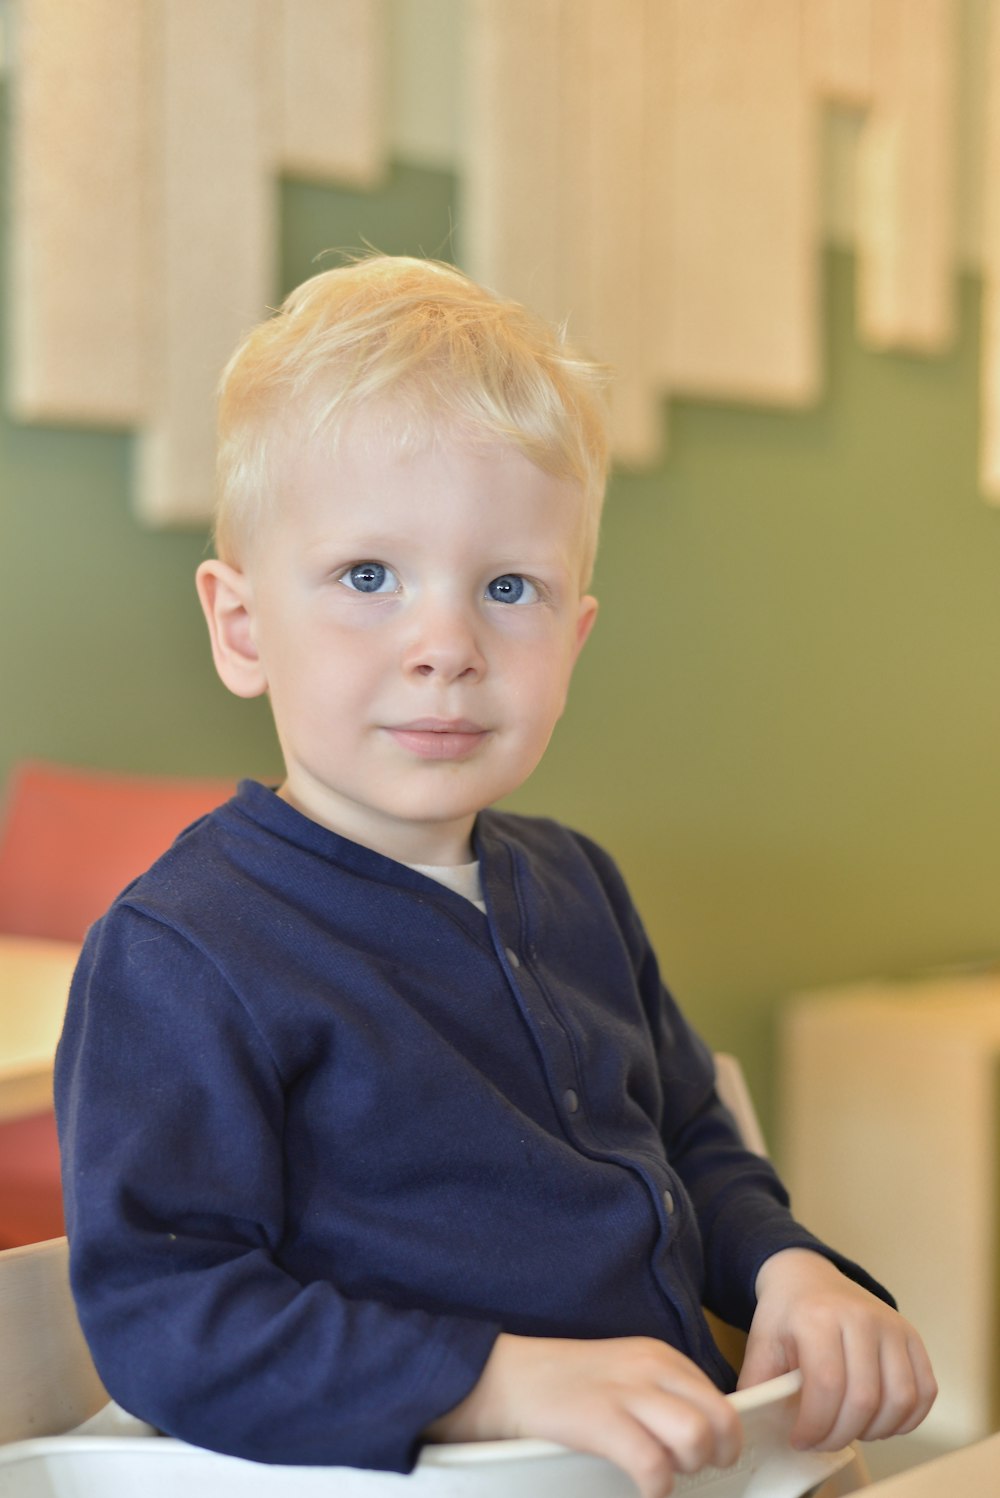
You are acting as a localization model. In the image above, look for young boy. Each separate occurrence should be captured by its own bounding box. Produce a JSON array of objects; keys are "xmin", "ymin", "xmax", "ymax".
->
[{"xmin": 55, "ymin": 256, "xmax": 935, "ymax": 1498}]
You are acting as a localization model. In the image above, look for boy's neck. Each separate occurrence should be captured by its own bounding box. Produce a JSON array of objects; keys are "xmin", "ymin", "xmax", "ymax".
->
[{"xmin": 276, "ymin": 781, "xmax": 476, "ymax": 867}]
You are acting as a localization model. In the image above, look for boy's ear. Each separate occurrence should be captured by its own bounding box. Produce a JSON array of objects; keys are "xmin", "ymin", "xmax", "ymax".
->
[
  {"xmin": 195, "ymin": 560, "xmax": 268, "ymax": 699},
  {"xmin": 573, "ymin": 594, "xmax": 599, "ymax": 661}
]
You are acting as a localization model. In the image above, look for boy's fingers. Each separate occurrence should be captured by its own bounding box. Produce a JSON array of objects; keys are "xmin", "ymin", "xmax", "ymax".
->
[
  {"xmin": 628, "ymin": 1387, "xmax": 743, "ymax": 1474},
  {"xmin": 823, "ymin": 1322, "xmax": 886, "ymax": 1450},
  {"xmin": 788, "ymin": 1321, "xmax": 938, "ymax": 1451},
  {"xmin": 789, "ymin": 1332, "xmax": 849, "ymax": 1450},
  {"xmin": 735, "ymin": 1333, "xmax": 789, "ymax": 1392},
  {"xmin": 896, "ymin": 1335, "xmax": 939, "ymax": 1434},
  {"xmin": 858, "ymin": 1337, "xmax": 917, "ymax": 1442},
  {"xmin": 862, "ymin": 1334, "xmax": 938, "ymax": 1441},
  {"xmin": 575, "ymin": 1409, "xmax": 678, "ymax": 1498}
]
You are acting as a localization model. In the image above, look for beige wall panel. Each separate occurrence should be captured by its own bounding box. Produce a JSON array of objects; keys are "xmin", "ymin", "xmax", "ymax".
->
[
  {"xmin": 856, "ymin": 0, "xmax": 958, "ymax": 352},
  {"xmin": 463, "ymin": 0, "xmax": 567, "ymax": 322},
  {"xmin": 274, "ymin": 0, "xmax": 386, "ymax": 185},
  {"xmin": 804, "ymin": 0, "xmax": 874, "ymax": 104},
  {"xmin": 566, "ymin": 1, "xmax": 663, "ymax": 465},
  {"xmin": 9, "ymin": 0, "xmax": 150, "ymax": 425},
  {"xmin": 465, "ymin": 1, "xmax": 664, "ymax": 464},
  {"xmin": 980, "ymin": 0, "xmax": 1000, "ymax": 498},
  {"xmin": 662, "ymin": 0, "xmax": 821, "ymax": 406},
  {"xmin": 643, "ymin": 0, "xmax": 677, "ymax": 399},
  {"xmin": 553, "ymin": 7, "xmax": 595, "ymax": 338},
  {"xmin": 386, "ymin": 0, "xmax": 464, "ymax": 170},
  {"xmin": 137, "ymin": 0, "xmax": 275, "ymax": 527},
  {"xmin": 552, "ymin": 4, "xmax": 664, "ymax": 460}
]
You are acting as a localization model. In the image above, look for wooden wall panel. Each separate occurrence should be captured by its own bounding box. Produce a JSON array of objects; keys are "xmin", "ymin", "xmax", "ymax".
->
[
  {"xmin": 8, "ymin": 0, "xmax": 150, "ymax": 425},
  {"xmin": 663, "ymin": 0, "xmax": 821, "ymax": 405},
  {"xmin": 274, "ymin": 0, "xmax": 386, "ymax": 185},
  {"xmin": 805, "ymin": 0, "xmax": 874, "ymax": 104},
  {"xmin": 465, "ymin": 1, "xmax": 669, "ymax": 466},
  {"xmin": 568, "ymin": 0, "xmax": 662, "ymax": 465},
  {"xmin": 3, "ymin": 0, "xmax": 981, "ymax": 509},
  {"xmin": 856, "ymin": 0, "xmax": 958, "ymax": 351},
  {"xmin": 136, "ymin": 0, "xmax": 275, "ymax": 527},
  {"xmin": 463, "ymin": 0, "xmax": 567, "ymax": 323},
  {"xmin": 8, "ymin": 0, "xmax": 389, "ymax": 526}
]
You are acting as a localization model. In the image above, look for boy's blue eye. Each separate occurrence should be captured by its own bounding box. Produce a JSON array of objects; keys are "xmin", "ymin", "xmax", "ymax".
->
[
  {"xmin": 342, "ymin": 562, "xmax": 397, "ymax": 594},
  {"xmin": 487, "ymin": 574, "xmax": 536, "ymax": 604}
]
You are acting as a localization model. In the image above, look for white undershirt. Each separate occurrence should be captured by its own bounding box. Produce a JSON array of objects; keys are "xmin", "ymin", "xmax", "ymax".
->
[{"xmin": 408, "ymin": 859, "xmax": 486, "ymax": 913}]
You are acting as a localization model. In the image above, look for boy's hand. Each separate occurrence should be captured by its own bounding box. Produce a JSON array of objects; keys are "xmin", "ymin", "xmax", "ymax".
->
[
  {"xmin": 739, "ymin": 1249, "xmax": 937, "ymax": 1452},
  {"xmin": 427, "ymin": 1332, "xmax": 742, "ymax": 1498}
]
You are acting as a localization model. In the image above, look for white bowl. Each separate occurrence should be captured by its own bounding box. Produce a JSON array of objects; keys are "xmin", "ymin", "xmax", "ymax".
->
[{"xmin": 0, "ymin": 1371, "xmax": 852, "ymax": 1498}]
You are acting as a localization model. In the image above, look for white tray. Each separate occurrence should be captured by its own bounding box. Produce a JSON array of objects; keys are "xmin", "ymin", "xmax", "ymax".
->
[{"xmin": 0, "ymin": 1372, "xmax": 853, "ymax": 1498}]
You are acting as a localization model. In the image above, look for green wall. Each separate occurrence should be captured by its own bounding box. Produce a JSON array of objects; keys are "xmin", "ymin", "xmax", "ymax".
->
[{"xmin": 3, "ymin": 86, "xmax": 999, "ymax": 1142}]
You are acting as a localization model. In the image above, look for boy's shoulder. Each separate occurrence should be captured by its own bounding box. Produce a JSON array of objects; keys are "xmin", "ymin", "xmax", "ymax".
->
[
  {"xmin": 92, "ymin": 780, "xmax": 304, "ymax": 929},
  {"xmin": 93, "ymin": 785, "xmax": 244, "ymax": 926}
]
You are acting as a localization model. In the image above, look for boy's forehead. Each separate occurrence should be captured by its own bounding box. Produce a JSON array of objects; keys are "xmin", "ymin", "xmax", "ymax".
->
[
  {"xmin": 280, "ymin": 410, "xmax": 582, "ymax": 511},
  {"xmin": 250, "ymin": 412, "xmax": 592, "ymax": 574}
]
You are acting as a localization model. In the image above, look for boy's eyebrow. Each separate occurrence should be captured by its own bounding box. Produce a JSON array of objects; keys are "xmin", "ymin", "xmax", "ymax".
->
[
  {"xmin": 299, "ymin": 529, "xmax": 578, "ymax": 562},
  {"xmin": 299, "ymin": 530, "xmax": 406, "ymax": 560}
]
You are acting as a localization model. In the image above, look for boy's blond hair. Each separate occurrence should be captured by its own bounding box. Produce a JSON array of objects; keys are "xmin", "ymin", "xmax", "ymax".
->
[{"xmin": 214, "ymin": 255, "xmax": 610, "ymax": 581}]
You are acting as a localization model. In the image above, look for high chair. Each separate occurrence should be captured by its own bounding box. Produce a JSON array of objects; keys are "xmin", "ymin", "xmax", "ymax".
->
[
  {"xmin": 0, "ymin": 1060, "xmax": 869, "ymax": 1497},
  {"xmin": 0, "ymin": 1237, "xmax": 106, "ymax": 1444}
]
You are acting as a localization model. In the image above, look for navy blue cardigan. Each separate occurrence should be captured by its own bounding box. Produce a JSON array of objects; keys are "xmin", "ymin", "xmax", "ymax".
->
[{"xmin": 55, "ymin": 782, "xmax": 886, "ymax": 1472}]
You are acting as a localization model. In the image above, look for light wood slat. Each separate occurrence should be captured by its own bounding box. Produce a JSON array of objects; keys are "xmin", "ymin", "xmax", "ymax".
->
[
  {"xmin": 643, "ymin": 0, "xmax": 677, "ymax": 406},
  {"xmin": 979, "ymin": 0, "xmax": 1000, "ymax": 500},
  {"xmin": 463, "ymin": 0, "xmax": 567, "ymax": 322},
  {"xmin": 804, "ymin": 0, "xmax": 874, "ymax": 104},
  {"xmin": 274, "ymin": 0, "xmax": 386, "ymax": 185},
  {"xmin": 662, "ymin": 0, "xmax": 821, "ymax": 406},
  {"xmin": 136, "ymin": 0, "xmax": 276, "ymax": 527},
  {"xmin": 8, "ymin": 0, "xmax": 150, "ymax": 425},
  {"xmin": 465, "ymin": 1, "xmax": 665, "ymax": 464},
  {"xmin": 576, "ymin": 0, "xmax": 663, "ymax": 465},
  {"xmin": 550, "ymin": 0, "xmax": 663, "ymax": 463},
  {"xmin": 553, "ymin": 3, "xmax": 594, "ymax": 339},
  {"xmin": 855, "ymin": 0, "xmax": 958, "ymax": 352}
]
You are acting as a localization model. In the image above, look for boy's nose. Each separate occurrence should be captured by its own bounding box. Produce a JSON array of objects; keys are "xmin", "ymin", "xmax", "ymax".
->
[{"xmin": 402, "ymin": 599, "xmax": 486, "ymax": 684}]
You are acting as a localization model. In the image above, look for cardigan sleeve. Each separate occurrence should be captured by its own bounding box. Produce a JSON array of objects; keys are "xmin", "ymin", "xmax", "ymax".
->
[{"xmin": 55, "ymin": 906, "xmax": 499, "ymax": 1472}]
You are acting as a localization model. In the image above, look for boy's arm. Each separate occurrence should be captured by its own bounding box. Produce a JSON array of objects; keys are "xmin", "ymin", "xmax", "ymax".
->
[{"xmin": 56, "ymin": 908, "xmax": 498, "ymax": 1473}]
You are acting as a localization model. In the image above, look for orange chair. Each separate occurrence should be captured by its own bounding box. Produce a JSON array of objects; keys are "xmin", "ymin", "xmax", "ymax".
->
[
  {"xmin": 0, "ymin": 760, "xmax": 235, "ymax": 943},
  {"xmin": 0, "ymin": 761, "xmax": 234, "ymax": 1248}
]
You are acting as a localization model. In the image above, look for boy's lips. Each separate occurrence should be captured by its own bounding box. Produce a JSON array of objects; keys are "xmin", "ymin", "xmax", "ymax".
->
[{"xmin": 385, "ymin": 718, "xmax": 490, "ymax": 760}]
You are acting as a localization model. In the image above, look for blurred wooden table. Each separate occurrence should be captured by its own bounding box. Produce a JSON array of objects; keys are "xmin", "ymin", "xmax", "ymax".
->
[
  {"xmin": 0, "ymin": 935, "xmax": 79, "ymax": 1121},
  {"xmin": 867, "ymin": 1432, "xmax": 1000, "ymax": 1494}
]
